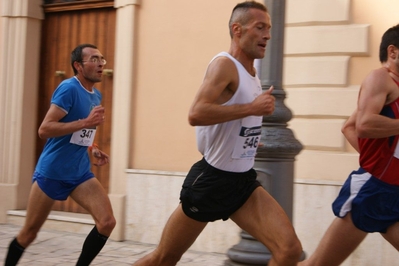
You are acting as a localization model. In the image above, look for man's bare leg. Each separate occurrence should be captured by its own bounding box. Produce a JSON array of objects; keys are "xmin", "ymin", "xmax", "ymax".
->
[
  {"xmin": 230, "ymin": 187, "xmax": 302, "ymax": 266},
  {"xmin": 133, "ymin": 204, "xmax": 207, "ymax": 266},
  {"xmin": 298, "ymin": 213, "xmax": 367, "ymax": 266},
  {"xmin": 380, "ymin": 222, "xmax": 399, "ymax": 251}
]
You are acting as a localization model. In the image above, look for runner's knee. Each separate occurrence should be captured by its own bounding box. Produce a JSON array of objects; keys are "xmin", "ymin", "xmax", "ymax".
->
[
  {"xmin": 273, "ymin": 237, "xmax": 302, "ymax": 264},
  {"xmin": 96, "ymin": 214, "xmax": 116, "ymax": 235}
]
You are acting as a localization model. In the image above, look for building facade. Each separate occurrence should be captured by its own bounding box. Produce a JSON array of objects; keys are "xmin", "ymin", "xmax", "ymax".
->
[{"xmin": 1, "ymin": 0, "xmax": 398, "ymax": 265}]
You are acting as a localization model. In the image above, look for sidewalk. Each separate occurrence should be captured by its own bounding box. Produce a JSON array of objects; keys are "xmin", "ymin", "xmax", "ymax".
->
[{"xmin": 0, "ymin": 223, "xmax": 227, "ymax": 266}]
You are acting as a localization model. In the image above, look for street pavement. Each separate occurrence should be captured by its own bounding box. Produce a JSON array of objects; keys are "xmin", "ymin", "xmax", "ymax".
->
[{"xmin": 0, "ymin": 223, "xmax": 227, "ymax": 266}]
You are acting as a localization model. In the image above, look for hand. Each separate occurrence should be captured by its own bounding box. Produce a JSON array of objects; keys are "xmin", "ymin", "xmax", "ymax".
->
[
  {"xmin": 85, "ymin": 105, "xmax": 105, "ymax": 128},
  {"xmin": 251, "ymin": 86, "xmax": 275, "ymax": 116},
  {"xmin": 91, "ymin": 146, "xmax": 110, "ymax": 166}
]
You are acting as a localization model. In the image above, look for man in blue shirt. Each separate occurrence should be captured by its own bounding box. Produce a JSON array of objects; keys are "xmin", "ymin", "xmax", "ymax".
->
[{"xmin": 5, "ymin": 44, "xmax": 116, "ymax": 266}]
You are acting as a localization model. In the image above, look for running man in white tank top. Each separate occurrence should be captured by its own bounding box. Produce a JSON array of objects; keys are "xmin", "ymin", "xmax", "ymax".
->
[{"xmin": 133, "ymin": 2, "xmax": 302, "ymax": 266}]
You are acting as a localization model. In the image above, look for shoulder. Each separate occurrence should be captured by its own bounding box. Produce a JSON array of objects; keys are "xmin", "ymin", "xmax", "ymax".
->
[
  {"xmin": 362, "ymin": 68, "xmax": 391, "ymax": 86},
  {"xmin": 360, "ymin": 68, "xmax": 394, "ymax": 95},
  {"xmin": 53, "ymin": 78, "xmax": 79, "ymax": 98},
  {"xmin": 206, "ymin": 55, "xmax": 237, "ymax": 78},
  {"xmin": 210, "ymin": 55, "xmax": 236, "ymax": 68},
  {"xmin": 56, "ymin": 77, "xmax": 78, "ymax": 90},
  {"xmin": 203, "ymin": 56, "xmax": 239, "ymax": 92},
  {"xmin": 60, "ymin": 77, "xmax": 78, "ymax": 85},
  {"xmin": 360, "ymin": 67, "xmax": 399, "ymax": 104}
]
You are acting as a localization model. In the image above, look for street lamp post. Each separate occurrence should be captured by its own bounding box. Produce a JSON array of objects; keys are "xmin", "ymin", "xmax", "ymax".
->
[{"xmin": 225, "ymin": 0, "xmax": 303, "ymax": 264}]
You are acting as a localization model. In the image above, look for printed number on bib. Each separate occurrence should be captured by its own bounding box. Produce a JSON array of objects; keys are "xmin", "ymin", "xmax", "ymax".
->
[
  {"xmin": 232, "ymin": 123, "xmax": 262, "ymax": 159},
  {"xmin": 70, "ymin": 128, "xmax": 97, "ymax": 146},
  {"xmin": 243, "ymin": 136, "xmax": 259, "ymax": 149}
]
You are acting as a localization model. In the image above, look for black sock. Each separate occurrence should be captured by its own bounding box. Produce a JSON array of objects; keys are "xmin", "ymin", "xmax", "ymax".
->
[
  {"xmin": 5, "ymin": 238, "xmax": 25, "ymax": 266},
  {"xmin": 76, "ymin": 226, "xmax": 109, "ymax": 266}
]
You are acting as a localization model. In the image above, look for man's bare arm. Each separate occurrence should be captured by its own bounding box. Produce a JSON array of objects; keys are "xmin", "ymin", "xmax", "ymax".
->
[
  {"xmin": 188, "ymin": 57, "xmax": 274, "ymax": 126},
  {"xmin": 342, "ymin": 109, "xmax": 359, "ymax": 152},
  {"xmin": 38, "ymin": 104, "xmax": 105, "ymax": 139},
  {"xmin": 356, "ymin": 68, "xmax": 399, "ymax": 138}
]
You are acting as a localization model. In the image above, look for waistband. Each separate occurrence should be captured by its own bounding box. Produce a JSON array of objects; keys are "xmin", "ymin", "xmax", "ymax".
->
[
  {"xmin": 357, "ymin": 167, "xmax": 399, "ymax": 190},
  {"xmin": 200, "ymin": 157, "xmax": 255, "ymax": 178}
]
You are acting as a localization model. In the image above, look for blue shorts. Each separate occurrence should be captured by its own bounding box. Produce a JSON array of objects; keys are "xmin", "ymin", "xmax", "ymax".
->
[
  {"xmin": 332, "ymin": 167, "xmax": 399, "ymax": 233},
  {"xmin": 32, "ymin": 171, "xmax": 95, "ymax": 200}
]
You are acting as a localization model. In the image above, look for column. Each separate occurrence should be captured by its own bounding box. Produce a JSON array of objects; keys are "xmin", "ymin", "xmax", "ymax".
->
[
  {"xmin": 0, "ymin": 0, "xmax": 43, "ymax": 222},
  {"xmin": 108, "ymin": 0, "xmax": 140, "ymax": 241}
]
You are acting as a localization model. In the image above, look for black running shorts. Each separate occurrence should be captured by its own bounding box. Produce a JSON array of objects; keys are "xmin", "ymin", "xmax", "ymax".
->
[{"xmin": 180, "ymin": 157, "xmax": 261, "ymax": 222}]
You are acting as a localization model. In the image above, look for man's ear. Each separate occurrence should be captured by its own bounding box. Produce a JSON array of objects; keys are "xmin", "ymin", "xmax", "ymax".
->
[
  {"xmin": 232, "ymin": 23, "xmax": 242, "ymax": 37},
  {"xmin": 388, "ymin": 45, "xmax": 398, "ymax": 59},
  {"xmin": 73, "ymin": 61, "xmax": 82, "ymax": 73}
]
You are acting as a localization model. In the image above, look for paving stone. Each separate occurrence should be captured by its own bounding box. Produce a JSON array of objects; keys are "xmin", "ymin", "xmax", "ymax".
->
[{"xmin": 0, "ymin": 223, "xmax": 227, "ymax": 265}]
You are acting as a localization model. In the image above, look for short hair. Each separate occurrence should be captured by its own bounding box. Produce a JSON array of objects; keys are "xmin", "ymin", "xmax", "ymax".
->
[
  {"xmin": 379, "ymin": 24, "xmax": 399, "ymax": 63},
  {"xmin": 229, "ymin": 1, "xmax": 268, "ymax": 38},
  {"xmin": 71, "ymin": 43, "xmax": 98, "ymax": 75}
]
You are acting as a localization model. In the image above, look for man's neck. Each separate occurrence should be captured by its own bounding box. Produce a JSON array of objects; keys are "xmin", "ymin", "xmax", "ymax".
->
[
  {"xmin": 228, "ymin": 49, "xmax": 256, "ymax": 76},
  {"xmin": 75, "ymin": 75, "xmax": 94, "ymax": 92}
]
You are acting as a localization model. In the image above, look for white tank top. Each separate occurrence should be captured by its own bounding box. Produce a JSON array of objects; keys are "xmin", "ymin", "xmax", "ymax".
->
[{"xmin": 196, "ymin": 52, "xmax": 263, "ymax": 172}]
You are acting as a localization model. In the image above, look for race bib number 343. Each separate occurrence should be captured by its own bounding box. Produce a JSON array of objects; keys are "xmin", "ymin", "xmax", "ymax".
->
[{"xmin": 70, "ymin": 128, "xmax": 96, "ymax": 146}]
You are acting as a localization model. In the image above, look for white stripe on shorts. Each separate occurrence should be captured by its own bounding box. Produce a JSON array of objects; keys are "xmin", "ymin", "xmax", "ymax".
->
[{"xmin": 339, "ymin": 171, "xmax": 372, "ymax": 217}]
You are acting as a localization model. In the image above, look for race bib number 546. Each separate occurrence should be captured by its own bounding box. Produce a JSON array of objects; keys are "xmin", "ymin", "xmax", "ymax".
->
[
  {"xmin": 70, "ymin": 128, "xmax": 96, "ymax": 146},
  {"xmin": 232, "ymin": 123, "xmax": 262, "ymax": 159}
]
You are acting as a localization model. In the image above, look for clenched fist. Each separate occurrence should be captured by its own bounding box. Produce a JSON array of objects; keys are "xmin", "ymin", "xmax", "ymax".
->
[{"xmin": 251, "ymin": 86, "xmax": 275, "ymax": 116}]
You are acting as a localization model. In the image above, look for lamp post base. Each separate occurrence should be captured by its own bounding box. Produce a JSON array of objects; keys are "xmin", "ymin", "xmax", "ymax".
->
[
  {"xmin": 225, "ymin": 232, "xmax": 272, "ymax": 265},
  {"xmin": 225, "ymin": 231, "xmax": 306, "ymax": 265}
]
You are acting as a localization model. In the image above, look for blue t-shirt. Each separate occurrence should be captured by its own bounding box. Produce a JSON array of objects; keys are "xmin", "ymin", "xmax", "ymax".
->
[{"xmin": 35, "ymin": 77, "xmax": 102, "ymax": 180}]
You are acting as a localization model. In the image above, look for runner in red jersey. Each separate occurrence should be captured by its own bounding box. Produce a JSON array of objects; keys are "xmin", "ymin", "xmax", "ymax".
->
[
  {"xmin": 359, "ymin": 78, "xmax": 399, "ymax": 185},
  {"xmin": 299, "ymin": 24, "xmax": 399, "ymax": 266}
]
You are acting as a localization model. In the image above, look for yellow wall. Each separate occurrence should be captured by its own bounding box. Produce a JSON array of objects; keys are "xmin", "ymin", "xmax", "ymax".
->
[
  {"xmin": 131, "ymin": 0, "xmax": 399, "ymax": 172},
  {"xmin": 350, "ymin": 0, "xmax": 399, "ymax": 85}
]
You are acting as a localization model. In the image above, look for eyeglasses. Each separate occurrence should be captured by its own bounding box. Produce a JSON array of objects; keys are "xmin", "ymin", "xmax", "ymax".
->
[{"xmin": 81, "ymin": 57, "xmax": 107, "ymax": 65}]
